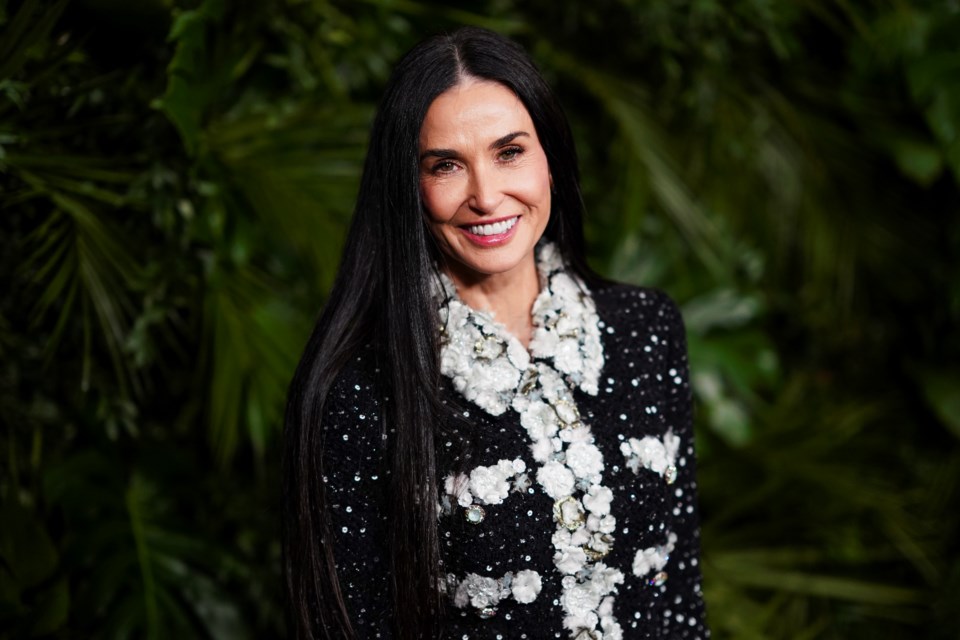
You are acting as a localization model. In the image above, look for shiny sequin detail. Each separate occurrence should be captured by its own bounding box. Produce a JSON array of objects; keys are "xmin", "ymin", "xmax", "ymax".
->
[
  {"xmin": 465, "ymin": 504, "xmax": 486, "ymax": 524},
  {"xmin": 648, "ymin": 571, "xmax": 668, "ymax": 587},
  {"xmin": 665, "ymin": 464, "xmax": 678, "ymax": 485}
]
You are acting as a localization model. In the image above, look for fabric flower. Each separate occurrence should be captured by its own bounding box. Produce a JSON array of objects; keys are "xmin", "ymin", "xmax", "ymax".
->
[
  {"xmin": 554, "ymin": 545, "xmax": 588, "ymax": 574},
  {"xmin": 531, "ymin": 438, "xmax": 554, "ymax": 463},
  {"xmin": 469, "ymin": 464, "xmax": 510, "ymax": 505},
  {"xmin": 520, "ymin": 401, "xmax": 559, "ymax": 441},
  {"xmin": 586, "ymin": 531, "xmax": 613, "ymax": 557},
  {"xmin": 559, "ymin": 425, "xmax": 592, "ymax": 444},
  {"xmin": 583, "ymin": 485, "xmax": 614, "ymax": 516},
  {"xmin": 537, "ymin": 460, "xmax": 575, "ymax": 499},
  {"xmin": 506, "ymin": 338, "xmax": 531, "ymax": 370},
  {"xmin": 632, "ymin": 531, "xmax": 677, "ymax": 577},
  {"xmin": 664, "ymin": 428, "xmax": 680, "ymax": 461},
  {"xmin": 598, "ymin": 596, "xmax": 614, "ymax": 618},
  {"xmin": 632, "ymin": 547, "xmax": 658, "ymax": 577},
  {"xmin": 590, "ymin": 563, "xmax": 624, "ymax": 593},
  {"xmin": 549, "ymin": 272, "xmax": 581, "ymax": 300},
  {"xmin": 621, "ymin": 432, "xmax": 680, "ymax": 479},
  {"xmin": 511, "ymin": 569, "xmax": 542, "ymax": 604},
  {"xmin": 554, "ymin": 338, "xmax": 582, "ymax": 374},
  {"xmin": 444, "ymin": 472, "xmax": 472, "ymax": 508},
  {"xmin": 566, "ymin": 441, "xmax": 604, "ymax": 479},
  {"xmin": 570, "ymin": 526, "xmax": 590, "ymax": 547},
  {"xmin": 538, "ymin": 241, "xmax": 564, "ymax": 273},
  {"xmin": 461, "ymin": 573, "xmax": 500, "ymax": 608},
  {"xmin": 529, "ymin": 329, "xmax": 560, "ymax": 359},
  {"xmin": 551, "ymin": 527, "xmax": 572, "ymax": 549},
  {"xmin": 497, "ymin": 459, "xmax": 516, "ymax": 476},
  {"xmin": 560, "ymin": 583, "xmax": 602, "ymax": 627},
  {"xmin": 602, "ymin": 619, "xmax": 624, "ymax": 640},
  {"xmin": 598, "ymin": 514, "xmax": 617, "ymax": 534}
]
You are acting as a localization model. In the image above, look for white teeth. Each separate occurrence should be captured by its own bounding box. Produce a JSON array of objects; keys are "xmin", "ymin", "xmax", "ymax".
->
[{"xmin": 467, "ymin": 217, "xmax": 518, "ymax": 236}]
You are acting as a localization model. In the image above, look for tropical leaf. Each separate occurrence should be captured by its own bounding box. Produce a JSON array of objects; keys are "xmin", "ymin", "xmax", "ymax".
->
[
  {"xmin": 44, "ymin": 451, "xmax": 252, "ymax": 639},
  {"xmin": 206, "ymin": 102, "xmax": 373, "ymax": 291},
  {"xmin": 17, "ymin": 182, "xmax": 143, "ymax": 395},
  {"xmin": 914, "ymin": 368, "xmax": 960, "ymax": 440},
  {"xmin": 154, "ymin": 0, "xmax": 227, "ymax": 156},
  {"xmin": 0, "ymin": 0, "xmax": 69, "ymax": 82},
  {"xmin": 0, "ymin": 498, "xmax": 68, "ymax": 637},
  {"xmin": 1, "ymin": 2, "xmax": 958, "ymax": 639},
  {"xmin": 547, "ymin": 48, "xmax": 733, "ymax": 278},
  {"xmin": 202, "ymin": 260, "xmax": 308, "ymax": 464}
]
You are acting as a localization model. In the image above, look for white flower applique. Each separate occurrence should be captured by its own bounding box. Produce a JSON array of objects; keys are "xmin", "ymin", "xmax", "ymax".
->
[
  {"xmin": 441, "ymin": 458, "xmax": 530, "ymax": 523},
  {"xmin": 435, "ymin": 242, "xmax": 628, "ymax": 638},
  {"xmin": 620, "ymin": 429, "xmax": 681, "ymax": 485},
  {"xmin": 632, "ymin": 531, "xmax": 677, "ymax": 588},
  {"xmin": 448, "ymin": 569, "xmax": 544, "ymax": 618},
  {"xmin": 434, "ymin": 276, "xmax": 530, "ymax": 417}
]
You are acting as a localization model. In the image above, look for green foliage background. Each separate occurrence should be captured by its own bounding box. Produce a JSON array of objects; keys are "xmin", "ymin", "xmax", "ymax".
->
[{"xmin": 2, "ymin": 0, "xmax": 958, "ymax": 637}]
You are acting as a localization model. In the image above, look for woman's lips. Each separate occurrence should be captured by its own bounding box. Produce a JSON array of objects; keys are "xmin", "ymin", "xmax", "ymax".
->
[{"xmin": 458, "ymin": 215, "xmax": 521, "ymax": 246}]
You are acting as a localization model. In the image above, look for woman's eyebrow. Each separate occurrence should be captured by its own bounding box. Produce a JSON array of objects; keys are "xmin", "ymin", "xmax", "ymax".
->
[
  {"xmin": 419, "ymin": 132, "xmax": 529, "ymax": 162},
  {"xmin": 490, "ymin": 131, "xmax": 529, "ymax": 149},
  {"xmin": 420, "ymin": 148, "xmax": 459, "ymax": 161}
]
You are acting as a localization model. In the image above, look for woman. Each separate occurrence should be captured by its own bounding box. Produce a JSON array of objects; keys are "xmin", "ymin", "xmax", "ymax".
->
[{"xmin": 283, "ymin": 27, "xmax": 708, "ymax": 639}]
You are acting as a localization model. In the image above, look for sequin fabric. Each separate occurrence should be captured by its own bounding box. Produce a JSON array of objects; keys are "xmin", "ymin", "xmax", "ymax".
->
[{"xmin": 320, "ymin": 247, "xmax": 708, "ymax": 639}]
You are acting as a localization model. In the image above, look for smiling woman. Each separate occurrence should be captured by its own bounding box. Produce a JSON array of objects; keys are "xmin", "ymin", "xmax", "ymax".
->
[
  {"xmin": 283, "ymin": 26, "xmax": 708, "ymax": 640},
  {"xmin": 419, "ymin": 80, "xmax": 553, "ymax": 346}
]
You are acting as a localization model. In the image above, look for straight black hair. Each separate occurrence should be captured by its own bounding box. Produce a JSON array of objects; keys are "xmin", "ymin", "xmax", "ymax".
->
[{"xmin": 282, "ymin": 26, "xmax": 599, "ymax": 639}]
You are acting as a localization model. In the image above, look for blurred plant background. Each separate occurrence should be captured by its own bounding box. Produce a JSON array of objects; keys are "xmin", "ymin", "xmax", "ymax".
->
[{"xmin": 1, "ymin": 0, "xmax": 958, "ymax": 637}]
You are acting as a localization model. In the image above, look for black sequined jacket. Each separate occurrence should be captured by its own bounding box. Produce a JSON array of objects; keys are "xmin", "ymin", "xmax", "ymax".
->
[{"xmin": 319, "ymin": 282, "xmax": 708, "ymax": 639}]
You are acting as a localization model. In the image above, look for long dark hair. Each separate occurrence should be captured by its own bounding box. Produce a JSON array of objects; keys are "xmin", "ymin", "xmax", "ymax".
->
[{"xmin": 282, "ymin": 26, "xmax": 598, "ymax": 639}]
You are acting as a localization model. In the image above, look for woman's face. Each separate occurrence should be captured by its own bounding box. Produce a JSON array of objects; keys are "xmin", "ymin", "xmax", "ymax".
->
[{"xmin": 418, "ymin": 79, "xmax": 552, "ymax": 286}]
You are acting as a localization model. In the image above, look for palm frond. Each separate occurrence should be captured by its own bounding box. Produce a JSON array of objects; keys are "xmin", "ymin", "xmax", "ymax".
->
[
  {"xmin": 202, "ymin": 262, "xmax": 308, "ymax": 465},
  {"xmin": 17, "ymin": 173, "xmax": 143, "ymax": 395}
]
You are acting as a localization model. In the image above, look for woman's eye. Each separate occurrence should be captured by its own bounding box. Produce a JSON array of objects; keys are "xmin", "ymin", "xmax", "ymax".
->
[
  {"xmin": 432, "ymin": 160, "xmax": 458, "ymax": 174},
  {"xmin": 498, "ymin": 146, "xmax": 523, "ymax": 161}
]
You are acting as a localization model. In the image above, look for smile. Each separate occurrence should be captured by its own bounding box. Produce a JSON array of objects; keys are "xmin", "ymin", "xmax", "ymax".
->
[{"xmin": 463, "ymin": 216, "xmax": 519, "ymax": 236}]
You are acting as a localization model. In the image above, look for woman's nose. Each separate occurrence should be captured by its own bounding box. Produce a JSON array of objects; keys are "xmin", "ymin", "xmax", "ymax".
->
[{"xmin": 466, "ymin": 165, "xmax": 504, "ymax": 214}]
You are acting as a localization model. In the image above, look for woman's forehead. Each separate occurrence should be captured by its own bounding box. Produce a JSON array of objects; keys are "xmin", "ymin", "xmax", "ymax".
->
[{"xmin": 419, "ymin": 80, "xmax": 534, "ymax": 147}]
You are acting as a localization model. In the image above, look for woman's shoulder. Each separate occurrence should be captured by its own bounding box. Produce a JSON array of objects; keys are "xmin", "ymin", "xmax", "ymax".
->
[
  {"xmin": 588, "ymin": 279, "xmax": 685, "ymax": 336},
  {"xmin": 321, "ymin": 345, "xmax": 387, "ymax": 448},
  {"xmin": 326, "ymin": 346, "xmax": 383, "ymax": 403}
]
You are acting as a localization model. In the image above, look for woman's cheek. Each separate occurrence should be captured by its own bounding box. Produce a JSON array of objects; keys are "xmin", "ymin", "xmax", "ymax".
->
[
  {"xmin": 419, "ymin": 179, "xmax": 438, "ymax": 221},
  {"xmin": 423, "ymin": 182, "xmax": 462, "ymax": 224}
]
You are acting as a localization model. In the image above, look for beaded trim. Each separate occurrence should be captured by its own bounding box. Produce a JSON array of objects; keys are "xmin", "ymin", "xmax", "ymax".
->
[{"xmin": 434, "ymin": 243, "xmax": 623, "ymax": 639}]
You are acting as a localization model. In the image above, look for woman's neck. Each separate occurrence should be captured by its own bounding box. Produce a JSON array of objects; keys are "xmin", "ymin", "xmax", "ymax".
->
[{"xmin": 444, "ymin": 255, "xmax": 541, "ymax": 348}]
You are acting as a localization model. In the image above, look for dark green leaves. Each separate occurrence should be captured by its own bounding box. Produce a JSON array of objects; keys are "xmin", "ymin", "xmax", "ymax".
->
[
  {"xmin": 1, "ymin": 1, "xmax": 958, "ymax": 638},
  {"xmin": 154, "ymin": 0, "xmax": 226, "ymax": 156}
]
